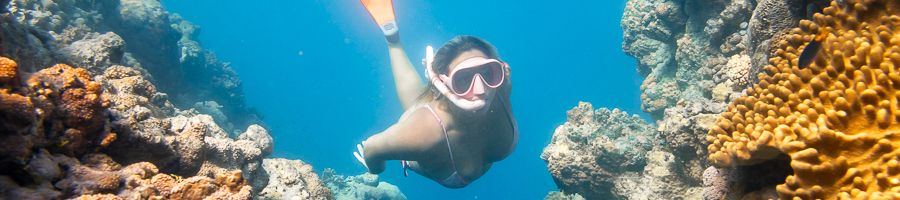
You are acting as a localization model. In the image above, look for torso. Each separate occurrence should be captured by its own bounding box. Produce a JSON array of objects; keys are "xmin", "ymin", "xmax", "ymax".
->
[{"xmin": 415, "ymin": 97, "xmax": 516, "ymax": 182}]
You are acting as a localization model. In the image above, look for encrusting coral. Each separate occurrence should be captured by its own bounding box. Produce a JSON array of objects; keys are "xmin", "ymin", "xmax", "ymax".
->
[
  {"xmin": 706, "ymin": 0, "xmax": 900, "ymax": 198},
  {"xmin": 0, "ymin": 56, "xmax": 16, "ymax": 84},
  {"xmin": 0, "ymin": 57, "xmax": 254, "ymax": 199}
]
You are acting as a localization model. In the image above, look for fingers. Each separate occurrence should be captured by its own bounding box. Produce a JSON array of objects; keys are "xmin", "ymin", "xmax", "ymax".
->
[{"xmin": 354, "ymin": 143, "xmax": 369, "ymax": 170}]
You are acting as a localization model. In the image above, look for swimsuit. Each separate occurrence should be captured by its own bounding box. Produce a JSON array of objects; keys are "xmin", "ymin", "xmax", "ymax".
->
[{"xmin": 399, "ymin": 99, "xmax": 519, "ymax": 188}]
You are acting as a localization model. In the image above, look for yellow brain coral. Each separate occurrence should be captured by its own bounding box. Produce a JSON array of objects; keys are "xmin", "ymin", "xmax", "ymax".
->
[{"xmin": 706, "ymin": 0, "xmax": 900, "ymax": 199}]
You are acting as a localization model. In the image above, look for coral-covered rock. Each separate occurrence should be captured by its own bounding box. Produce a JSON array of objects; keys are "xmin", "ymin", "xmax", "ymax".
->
[
  {"xmin": 543, "ymin": 191, "xmax": 586, "ymax": 200},
  {"xmin": 619, "ymin": 0, "xmax": 815, "ymax": 188},
  {"xmin": 98, "ymin": 65, "xmax": 269, "ymax": 186},
  {"xmin": 241, "ymin": 125, "xmax": 274, "ymax": 161},
  {"xmin": 27, "ymin": 151, "xmax": 252, "ymax": 199},
  {"xmin": 62, "ymin": 32, "xmax": 126, "ymax": 74},
  {"xmin": 256, "ymin": 158, "xmax": 331, "ymax": 200},
  {"xmin": 541, "ymin": 102, "xmax": 660, "ymax": 199},
  {"xmin": 701, "ymin": 167, "xmax": 738, "ymax": 200},
  {"xmin": 6, "ymin": 0, "xmax": 260, "ymax": 130},
  {"xmin": 747, "ymin": 0, "xmax": 808, "ymax": 74},
  {"xmin": 1, "ymin": 1, "xmax": 335, "ymax": 199},
  {"xmin": 623, "ymin": 0, "xmax": 755, "ymax": 119},
  {"xmin": 322, "ymin": 168, "xmax": 406, "ymax": 200},
  {"xmin": 27, "ymin": 64, "xmax": 108, "ymax": 129},
  {"xmin": 612, "ymin": 150, "xmax": 703, "ymax": 199},
  {"xmin": 0, "ymin": 56, "xmax": 16, "ymax": 84},
  {"xmin": 26, "ymin": 64, "xmax": 111, "ymax": 155},
  {"xmin": 0, "ymin": 59, "xmax": 112, "ymax": 186},
  {"xmin": 707, "ymin": 0, "xmax": 900, "ymax": 198}
]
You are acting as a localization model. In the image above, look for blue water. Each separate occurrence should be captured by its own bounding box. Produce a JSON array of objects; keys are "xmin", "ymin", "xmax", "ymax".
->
[{"xmin": 161, "ymin": 0, "xmax": 644, "ymax": 199}]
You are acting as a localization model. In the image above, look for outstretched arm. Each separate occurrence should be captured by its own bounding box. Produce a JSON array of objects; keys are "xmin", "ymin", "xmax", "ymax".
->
[
  {"xmin": 360, "ymin": 108, "xmax": 443, "ymax": 174},
  {"xmin": 387, "ymin": 42, "xmax": 426, "ymax": 110}
]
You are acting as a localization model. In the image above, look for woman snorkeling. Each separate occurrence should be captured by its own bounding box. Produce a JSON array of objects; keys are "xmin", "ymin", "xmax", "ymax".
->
[{"xmin": 353, "ymin": 0, "xmax": 519, "ymax": 188}]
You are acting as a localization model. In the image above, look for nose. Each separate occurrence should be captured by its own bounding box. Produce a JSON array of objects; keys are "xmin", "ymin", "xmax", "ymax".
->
[{"xmin": 472, "ymin": 75, "xmax": 486, "ymax": 95}]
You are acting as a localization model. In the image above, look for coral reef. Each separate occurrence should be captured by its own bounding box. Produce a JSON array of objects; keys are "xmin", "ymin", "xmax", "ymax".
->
[
  {"xmin": 5, "ymin": 0, "xmax": 259, "ymax": 131},
  {"xmin": 94, "ymin": 64, "xmax": 271, "ymax": 187},
  {"xmin": 256, "ymin": 158, "xmax": 332, "ymax": 200},
  {"xmin": 541, "ymin": 102, "xmax": 664, "ymax": 199},
  {"xmin": 622, "ymin": 0, "xmax": 755, "ymax": 119},
  {"xmin": 543, "ymin": 191, "xmax": 585, "ymax": 200},
  {"xmin": 619, "ymin": 2, "xmax": 785, "ymax": 187},
  {"xmin": 0, "ymin": 57, "xmax": 251, "ymax": 199},
  {"xmin": 616, "ymin": 0, "xmax": 820, "ymax": 195},
  {"xmin": 322, "ymin": 168, "xmax": 407, "ymax": 200},
  {"xmin": 707, "ymin": 0, "xmax": 900, "ymax": 198},
  {"xmin": 0, "ymin": 1, "xmax": 368, "ymax": 199},
  {"xmin": 0, "ymin": 58, "xmax": 111, "ymax": 178},
  {"xmin": 611, "ymin": 150, "xmax": 703, "ymax": 199}
]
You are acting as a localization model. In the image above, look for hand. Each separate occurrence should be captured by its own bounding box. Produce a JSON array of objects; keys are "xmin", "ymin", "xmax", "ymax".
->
[{"xmin": 353, "ymin": 143, "xmax": 369, "ymax": 171}]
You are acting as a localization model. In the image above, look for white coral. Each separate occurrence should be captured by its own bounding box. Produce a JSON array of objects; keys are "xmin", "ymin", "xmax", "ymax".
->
[{"xmin": 724, "ymin": 54, "xmax": 751, "ymax": 87}]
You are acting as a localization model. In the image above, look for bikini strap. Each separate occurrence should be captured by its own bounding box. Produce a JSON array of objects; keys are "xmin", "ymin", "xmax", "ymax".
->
[{"xmin": 422, "ymin": 105, "xmax": 462, "ymax": 175}]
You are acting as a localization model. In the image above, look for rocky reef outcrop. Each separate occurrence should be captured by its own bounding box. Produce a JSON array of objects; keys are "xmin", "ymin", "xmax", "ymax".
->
[
  {"xmin": 256, "ymin": 158, "xmax": 332, "ymax": 200},
  {"xmin": 620, "ymin": 0, "xmax": 822, "ymax": 164},
  {"xmin": 4, "ymin": 0, "xmax": 257, "ymax": 132},
  {"xmin": 0, "ymin": 57, "xmax": 254, "ymax": 199},
  {"xmin": 544, "ymin": 0, "xmax": 834, "ymax": 199},
  {"xmin": 322, "ymin": 168, "xmax": 407, "ymax": 200},
  {"xmin": 0, "ymin": 0, "xmax": 396, "ymax": 199},
  {"xmin": 542, "ymin": 102, "xmax": 703, "ymax": 199}
]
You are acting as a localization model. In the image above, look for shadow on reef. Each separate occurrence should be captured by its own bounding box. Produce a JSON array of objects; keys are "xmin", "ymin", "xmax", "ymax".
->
[{"xmin": 738, "ymin": 153, "xmax": 792, "ymax": 198}]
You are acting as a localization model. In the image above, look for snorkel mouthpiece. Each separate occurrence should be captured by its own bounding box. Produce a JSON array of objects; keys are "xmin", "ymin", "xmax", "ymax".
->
[{"xmin": 425, "ymin": 45, "xmax": 487, "ymax": 111}]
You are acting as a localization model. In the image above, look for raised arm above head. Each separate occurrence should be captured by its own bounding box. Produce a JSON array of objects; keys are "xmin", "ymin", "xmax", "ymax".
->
[
  {"xmin": 361, "ymin": 0, "xmax": 426, "ymax": 110},
  {"xmin": 387, "ymin": 44, "xmax": 426, "ymax": 110}
]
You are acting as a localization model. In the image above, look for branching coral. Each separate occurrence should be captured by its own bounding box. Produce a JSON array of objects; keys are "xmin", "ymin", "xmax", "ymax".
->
[{"xmin": 706, "ymin": 0, "xmax": 900, "ymax": 198}]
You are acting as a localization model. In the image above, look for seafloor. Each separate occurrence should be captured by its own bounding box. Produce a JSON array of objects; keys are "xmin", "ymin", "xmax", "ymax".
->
[{"xmin": 1, "ymin": 0, "xmax": 899, "ymax": 199}]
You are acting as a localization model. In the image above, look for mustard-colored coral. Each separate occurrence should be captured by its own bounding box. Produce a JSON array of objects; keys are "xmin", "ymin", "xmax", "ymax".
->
[
  {"xmin": 706, "ymin": 0, "xmax": 900, "ymax": 199},
  {"xmin": 0, "ymin": 57, "xmax": 16, "ymax": 84}
]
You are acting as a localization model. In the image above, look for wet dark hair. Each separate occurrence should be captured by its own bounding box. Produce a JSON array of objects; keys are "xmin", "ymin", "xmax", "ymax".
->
[{"xmin": 422, "ymin": 35, "xmax": 500, "ymax": 102}]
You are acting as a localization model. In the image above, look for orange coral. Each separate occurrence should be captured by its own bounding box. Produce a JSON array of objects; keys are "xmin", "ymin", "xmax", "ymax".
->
[
  {"xmin": 22, "ymin": 63, "xmax": 111, "ymax": 155},
  {"xmin": 58, "ymin": 154, "xmax": 251, "ymax": 199},
  {"xmin": 0, "ymin": 88, "xmax": 35, "ymax": 130},
  {"xmin": 0, "ymin": 57, "xmax": 16, "ymax": 84},
  {"xmin": 706, "ymin": 0, "xmax": 900, "ymax": 199},
  {"xmin": 27, "ymin": 64, "xmax": 108, "ymax": 131}
]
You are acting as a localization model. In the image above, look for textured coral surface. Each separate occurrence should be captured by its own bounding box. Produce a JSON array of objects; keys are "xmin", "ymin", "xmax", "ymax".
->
[
  {"xmin": 0, "ymin": 57, "xmax": 254, "ymax": 199},
  {"xmin": 0, "ymin": 56, "xmax": 15, "ymax": 83},
  {"xmin": 542, "ymin": 102, "xmax": 672, "ymax": 199},
  {"xmin": 707, "ymin": 0, "xmax": 900, "ymax": 198}
]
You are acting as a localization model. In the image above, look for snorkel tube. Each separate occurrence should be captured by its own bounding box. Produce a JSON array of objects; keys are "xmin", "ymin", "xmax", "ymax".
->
[{"xmin": 424, "ymin": 45, "xmax": 487, "ymax": 111}]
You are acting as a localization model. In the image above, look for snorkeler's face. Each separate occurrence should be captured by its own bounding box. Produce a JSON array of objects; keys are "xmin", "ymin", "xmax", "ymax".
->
[{"xmin": 446, "ymin": 50, "xmax": 499, "ymax": 104}]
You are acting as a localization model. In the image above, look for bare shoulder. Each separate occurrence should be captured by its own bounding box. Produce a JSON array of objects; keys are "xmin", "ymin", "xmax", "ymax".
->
[{"xmin": 390, "ymin": 105, "xmax": 447, "ymax": 155}]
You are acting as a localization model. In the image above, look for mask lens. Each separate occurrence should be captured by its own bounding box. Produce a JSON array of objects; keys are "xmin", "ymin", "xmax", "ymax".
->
[
  {"xmin": 451, "ymin": 69, "xmax": 475, "ymax": 94},
  {"xmin": 481, "ymin": 62, "xmax": 504, "ymax": 86}
]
